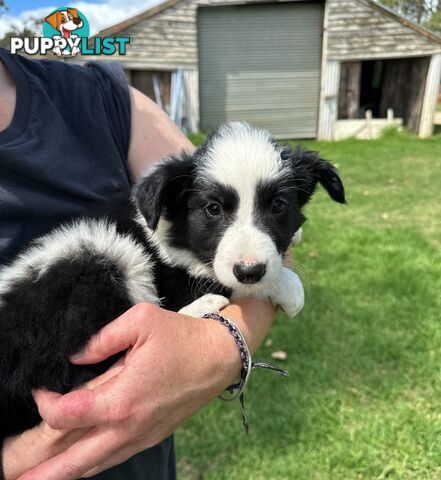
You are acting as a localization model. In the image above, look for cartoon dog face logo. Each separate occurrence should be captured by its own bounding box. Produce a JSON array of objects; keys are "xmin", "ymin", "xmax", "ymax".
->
[
  {"xmin": 44, "ymin": 8, "xmax": 86, "ymax": 56},
  {"xmin": 45, "ymin": 8, "xmax": 83, "ymax": 39}
]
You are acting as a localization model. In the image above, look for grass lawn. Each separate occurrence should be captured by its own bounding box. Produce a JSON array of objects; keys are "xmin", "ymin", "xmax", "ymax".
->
[{"xmin": 176, "ymin": 130, "xmax": 441, "ymax": 479}]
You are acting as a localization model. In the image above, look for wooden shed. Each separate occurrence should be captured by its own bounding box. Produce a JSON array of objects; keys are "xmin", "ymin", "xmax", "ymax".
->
[{"xmin": 82, "ymin": 0, "xmax": 441, "ymax": 139}]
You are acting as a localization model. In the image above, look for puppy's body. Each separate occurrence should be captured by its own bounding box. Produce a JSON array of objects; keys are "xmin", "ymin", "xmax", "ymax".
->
[
  {"xmin": 0, "ymin": 220, "xmax": 228, "ymax": 437},
  {"xmin": 0, "ymin": 122, "xmax": 345, "ymax": 438}
]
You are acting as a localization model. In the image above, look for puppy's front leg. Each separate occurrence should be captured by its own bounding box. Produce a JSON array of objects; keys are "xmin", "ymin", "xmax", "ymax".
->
[
  {"xmin": 179, "ymin": 294, "xmax": 230, "ymax": 318},
  {"xmin": 270, "ymin": 268, "xmax": 304, "ymax": 318}
]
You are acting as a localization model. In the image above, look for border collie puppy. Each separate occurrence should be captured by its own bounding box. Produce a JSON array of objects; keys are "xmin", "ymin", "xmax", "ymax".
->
[{"xmin": 0, "ymin": 122, "xmax": 345, "ymax": 438}]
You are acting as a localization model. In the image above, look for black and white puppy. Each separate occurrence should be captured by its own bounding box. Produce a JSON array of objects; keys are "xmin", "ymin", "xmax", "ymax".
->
[{"xmin": 0, "ymin": 122, "xmax": 345, "ymax": 438}]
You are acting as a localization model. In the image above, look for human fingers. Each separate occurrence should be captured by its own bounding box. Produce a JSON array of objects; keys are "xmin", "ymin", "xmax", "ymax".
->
[
  {"xmin": 17, "ymin": 427, "xmax": 120, "ymax": 480},
  {"xmin": 70, "ymin": 303, "xmax": 159, "ymax": 365},
  {"xmin": 32, "ymin": 374, "xmax": 128, "ymax": 430}
]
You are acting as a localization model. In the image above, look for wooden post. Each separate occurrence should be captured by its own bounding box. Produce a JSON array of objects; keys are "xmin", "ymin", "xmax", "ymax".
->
[
  {"xmin": 366, "ymin": 109, "xmax": 373, "ymax": 139},
  {"xmin": 387, "ymin": 108, "xmax": 394, "ymax": 122},
  {"xmin": 419, "ymin": 54, "xmax": 441, "ymax": 138},
  {"xmin": 318, "ymin": 1, "xmax": 341, "ymax": 141},
  {"xmin": 347, "ymin": 63, "xmax": 361, "ymax": 119},
  {"xmin": 318, "ymin": 59, "xmax": 341, "ymax": 141},
  {"xmin": 183, "ymin": 69, "xmax": 199, "ymax": 133},
  {"xmin": 338, "ymin": 62, "xmax": 361, "ymax": 120}
]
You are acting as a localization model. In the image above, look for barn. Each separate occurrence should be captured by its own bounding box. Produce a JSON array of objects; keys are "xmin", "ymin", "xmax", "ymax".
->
[{"xmin": 81, "ymin": 0, "xmax": 441, "ymax": 139}]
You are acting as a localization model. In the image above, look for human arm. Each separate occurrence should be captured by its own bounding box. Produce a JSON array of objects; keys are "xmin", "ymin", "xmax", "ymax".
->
[
  {"xmin": 3, "ymin": 298, "xmax": 275, "ymax": 480},
  {"xmin": 127, "ymin": 86, "xmax": 195, "ymax": 178},
  {"xmin": 18, "ymin": 299, "xmax": 275, "ymax": 480}
]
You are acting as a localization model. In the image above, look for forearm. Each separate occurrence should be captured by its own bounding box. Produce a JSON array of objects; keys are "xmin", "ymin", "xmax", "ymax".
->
[
  {"xmin": 206, "ymin": 298, "xmax": 277, "ymax": 392},
  {"xmin": 221, "ymin": 299, "xmax": 276, "ymax": 354},
  {"xmin": 128, "ymin": 87, "xmax": 194, "ymax": 179}
]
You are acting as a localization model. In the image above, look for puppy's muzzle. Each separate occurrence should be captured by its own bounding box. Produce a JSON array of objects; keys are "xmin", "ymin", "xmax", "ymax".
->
[{"xmin": 233, "ymin": 262, "xmax": 266, "ymax": 284}]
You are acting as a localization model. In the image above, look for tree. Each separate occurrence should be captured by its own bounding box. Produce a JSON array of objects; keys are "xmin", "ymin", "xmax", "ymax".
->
[
  {"xmin": 0, "ymin": 0, "xmax": 8, "ymax": 19},
  {"xmin": 379, "ymin": 0, "xmax": 441, "ymax": 33},
  {"xmin": 424, "ymin": 9, "xmax": 441, "ymax": 31},
  {"xmin": 380, "ymin": 0, "xmax": 432, "ymax": 24},
  {"xmin": 0, "ymin": 16, "xmax": 43, "ymax": 49}
]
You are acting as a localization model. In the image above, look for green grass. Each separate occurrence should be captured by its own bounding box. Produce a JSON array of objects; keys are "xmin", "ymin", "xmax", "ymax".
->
[{"xmin": 176, "ymin": 130, "xmax": 441, "ymax": 479}]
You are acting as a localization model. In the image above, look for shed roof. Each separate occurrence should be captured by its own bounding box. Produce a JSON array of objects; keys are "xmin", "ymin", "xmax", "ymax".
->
[
  {"xmin": 97, "ymin": 0, "xmax": 441, "ymax": 45},
  {"xmin": 87, "ymin": 0, "xmax": 441, "ymax": 69},
  {"xmin": 366, "ymin": 0, "xmax": 441, "ymax": 45},
  {"xmin": 327, "ymin": 0, "xmax": 441, "ymax": 60},
  {"xmin": 93, "ymin": 0, "xmax": 183, "ymax": 38}
]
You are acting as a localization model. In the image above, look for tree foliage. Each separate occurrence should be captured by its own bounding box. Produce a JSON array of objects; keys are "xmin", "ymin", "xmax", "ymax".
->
[
  {"xmin": 0, "ymin": 17, "xmax": 43, "ymax": 49},
  {"xmin": 0, "ymin": 1, "xmax": 44, "ymax": 49},
  {"xmin": 423, "ymin": 7, "xmax": 441, "ymax": 31},
  {"xmin": 0, "ymin": 0, "xmax": 8, "ymax": 19},
  {"xmin": 379, "ymin": 0, "xmax": 441, "ymax": 33}
]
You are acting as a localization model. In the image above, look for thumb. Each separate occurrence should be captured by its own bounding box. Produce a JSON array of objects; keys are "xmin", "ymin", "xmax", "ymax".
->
[{"xmin": 70, "ymin": 303, "xmax": 159, "ymax": 365}]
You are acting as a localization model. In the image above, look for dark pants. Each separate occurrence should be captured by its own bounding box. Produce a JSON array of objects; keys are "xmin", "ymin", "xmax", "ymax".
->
[{"xmin": 90, "ymin": 436, "xmax": 176, "ymax": 480}]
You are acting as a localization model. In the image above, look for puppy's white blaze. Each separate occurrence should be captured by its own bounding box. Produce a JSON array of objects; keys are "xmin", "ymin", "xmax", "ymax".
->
[
  {"xmin": 202, "ymin": 123, "xmax": 287, "ymax": 293},
  {"xmin": 0, "ymin": 220, "xmax": 158, "ymax": 307},
  {"xmin": 214, "ymin": 221, "xmax": 282, "ymax": 293},
  {"xmin": 201, "ymin": 122, "xmax": 288, "ymax": 192}
]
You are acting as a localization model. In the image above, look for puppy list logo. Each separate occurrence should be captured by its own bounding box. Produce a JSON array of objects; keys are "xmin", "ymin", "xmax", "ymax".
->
[{"xmin": 10, "ymin": 7, "xmax": 130, "ymax": 57}]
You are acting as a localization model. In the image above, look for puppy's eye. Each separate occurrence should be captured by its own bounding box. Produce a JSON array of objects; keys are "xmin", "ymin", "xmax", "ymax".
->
[
  {"xmin": 271, "ymin": 198, "xmax": 287, "ymax": 214},
  {"xmin": 206, "ymin": 202, "xmax": 221, "ymax": 216}
]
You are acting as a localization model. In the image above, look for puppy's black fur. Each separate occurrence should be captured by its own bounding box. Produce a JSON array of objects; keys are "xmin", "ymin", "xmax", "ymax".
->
[{"xmin": 0, "ymin": 131, "xmax": 345, "ymax": 439}]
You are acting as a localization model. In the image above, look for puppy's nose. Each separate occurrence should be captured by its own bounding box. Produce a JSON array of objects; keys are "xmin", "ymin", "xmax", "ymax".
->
[
  {"xmin": 233, "ymin": 262, "xmax": 266, "ymax": 284},
  {"xmin": 73, "ymin": 17, "xmax": 82, "ymax": 25}
]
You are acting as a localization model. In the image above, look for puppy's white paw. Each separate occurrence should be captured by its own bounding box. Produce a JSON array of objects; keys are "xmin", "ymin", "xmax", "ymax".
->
[
  {"xmin": 179, "ymin": 294, "xmax": 230, "ymax": 318},
  {"xmin": 291, "ymin": 227, "xmax": 303, "ymax": 245},
  {"xmin": 273, "ymin": 268, "xmax": 304, "ymax": 317}
]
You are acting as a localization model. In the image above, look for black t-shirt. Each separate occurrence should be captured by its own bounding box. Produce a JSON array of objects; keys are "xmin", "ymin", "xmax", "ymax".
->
[{"xmin": 0, "ymin": 48, "xmax": 175, "ymax": 480}]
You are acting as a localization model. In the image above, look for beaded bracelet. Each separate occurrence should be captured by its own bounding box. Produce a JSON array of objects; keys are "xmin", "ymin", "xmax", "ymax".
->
[
  {"xmin": 203, "ymin": 313, "xmax": 251, "ymax": 401},
  {"xmin": 203, "ymin": 312, "xmax": 289, "ymax": 432}
]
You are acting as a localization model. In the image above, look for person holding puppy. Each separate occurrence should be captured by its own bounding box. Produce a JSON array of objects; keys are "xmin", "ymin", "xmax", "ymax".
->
[{"xmin": 0, "ymin": 48, "xmax": 280, "ymax": 480}]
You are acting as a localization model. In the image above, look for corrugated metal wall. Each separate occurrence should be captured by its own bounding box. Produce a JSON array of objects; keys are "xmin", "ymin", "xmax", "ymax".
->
[{"xmin": 198, "ymin": 2, "xmax": 324, "ymax": 138}]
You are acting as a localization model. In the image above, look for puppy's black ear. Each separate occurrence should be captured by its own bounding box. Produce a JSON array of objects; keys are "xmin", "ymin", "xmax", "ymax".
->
[
  {"xmin": 133, "ymin": 154, "xmax": 195, "ymax": 230},
  {"xmin": 282, "ymin": 146, "xmax": 346, "ymax": 207}
]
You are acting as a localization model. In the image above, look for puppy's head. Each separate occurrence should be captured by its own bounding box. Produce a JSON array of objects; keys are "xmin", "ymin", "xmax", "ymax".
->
[{"xmin": 134, "ymin": 122, "xmax": 345, "ymax": 291}]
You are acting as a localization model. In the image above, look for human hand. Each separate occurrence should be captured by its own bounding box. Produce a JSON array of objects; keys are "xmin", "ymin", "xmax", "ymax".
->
[
  {"xmin": 19, "ymin": 303, "xmax": 241, "ymax": 480},
  {"xmin": 2, "ymin": 358, "xmax": 125, "ymax": 480}
]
